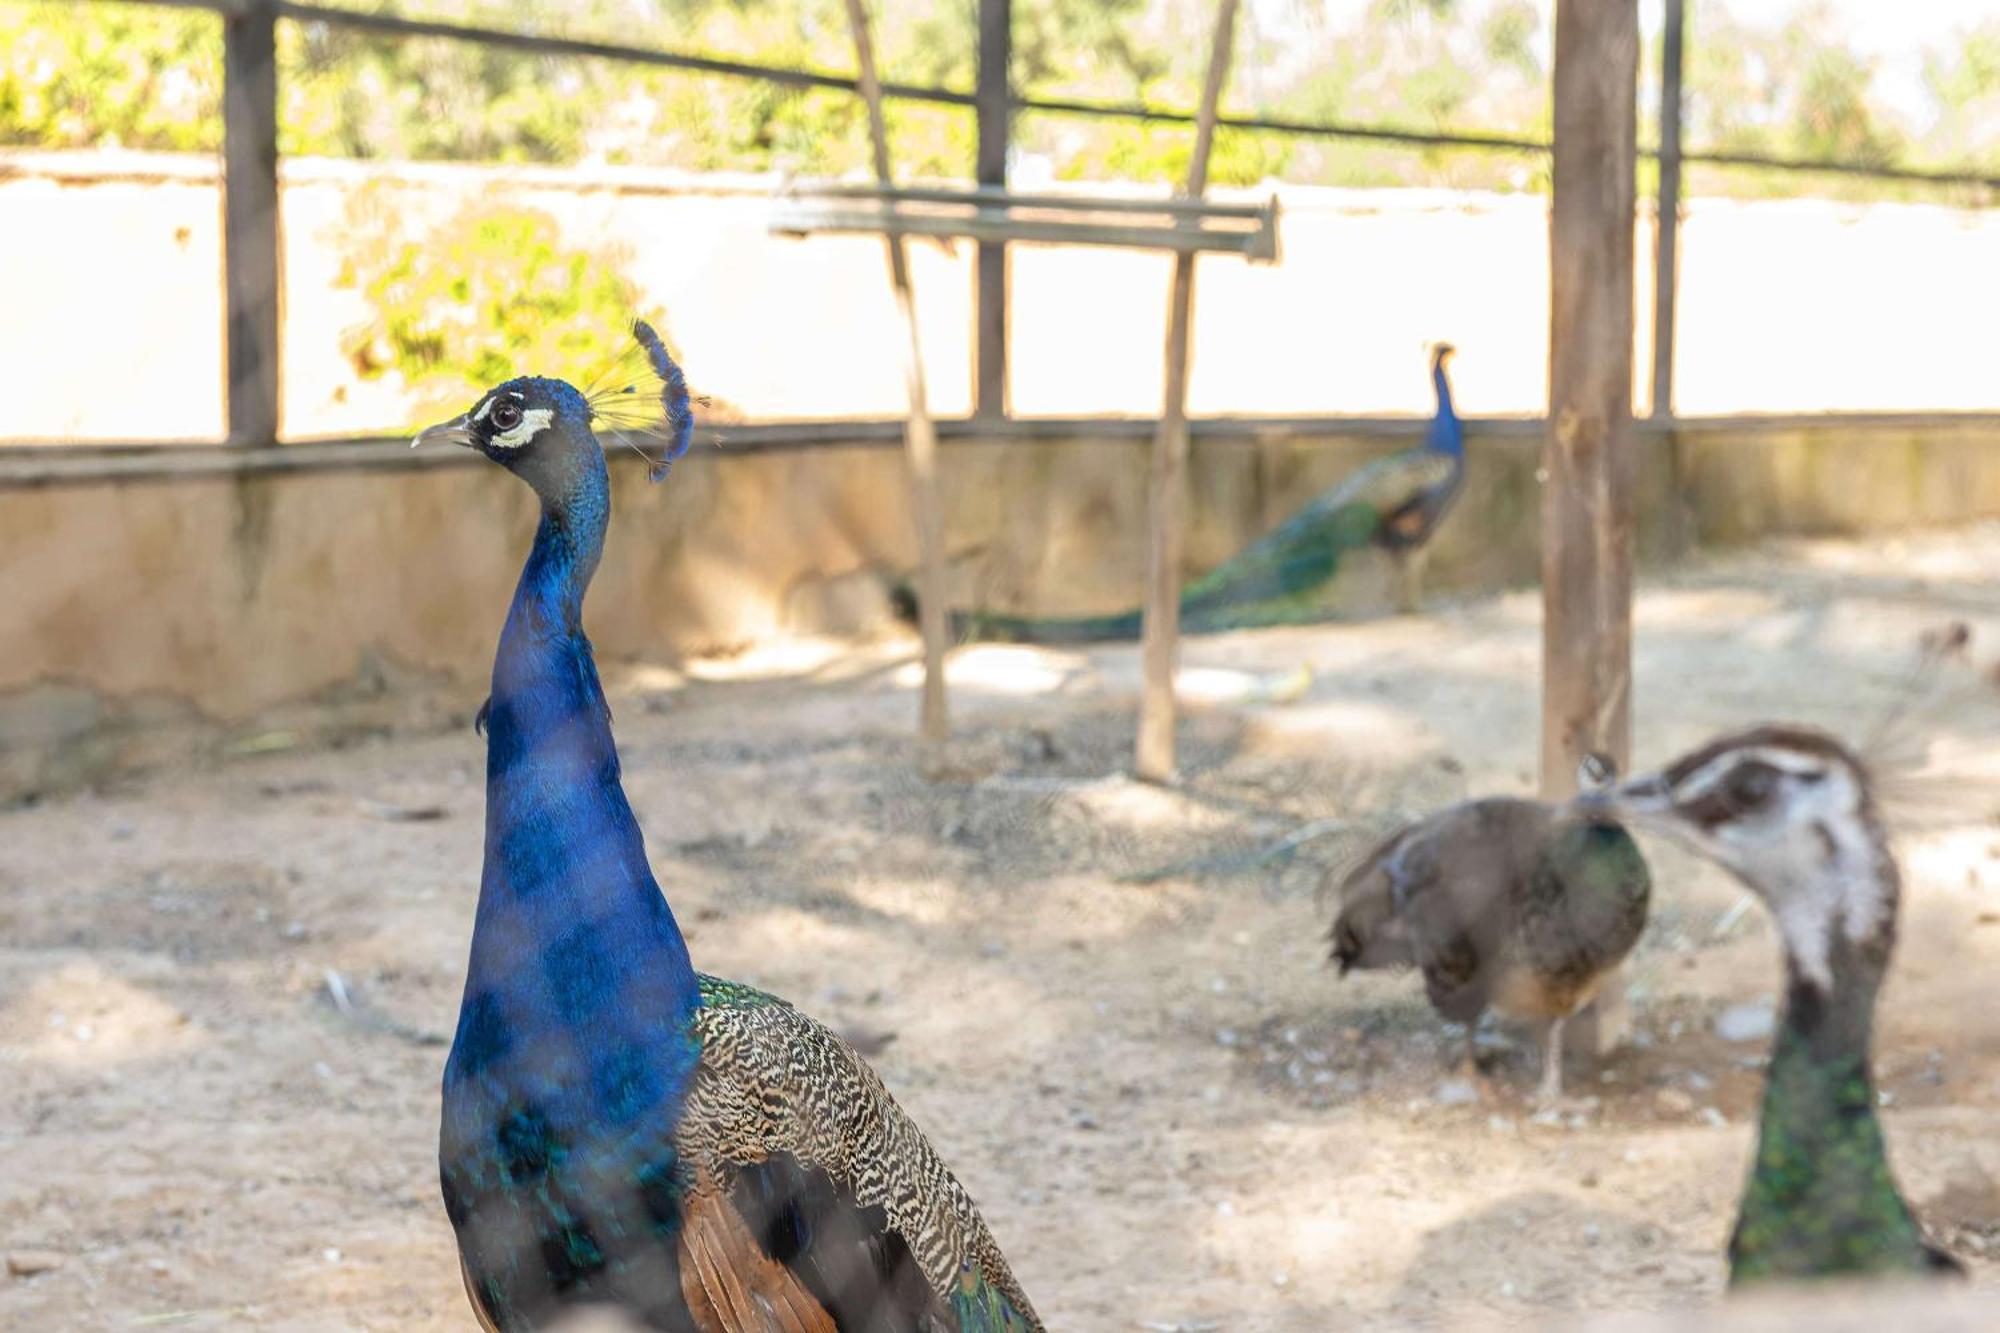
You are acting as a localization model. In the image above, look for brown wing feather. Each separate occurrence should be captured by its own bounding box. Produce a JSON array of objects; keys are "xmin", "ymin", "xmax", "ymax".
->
[
  {"xmin": 678, "ymin": 1182, "xmax": 839, "ymax": 1333},
  {"xmin": 685, "ymin": 982, "xmax": 1042, "ymax": 1331}
]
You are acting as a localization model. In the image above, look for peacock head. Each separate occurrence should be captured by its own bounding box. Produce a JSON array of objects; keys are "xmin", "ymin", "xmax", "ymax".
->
[
  {"xmin": 411, "ymin": 320, "xmax": 696, "ymax": 505},
  {"xmin": 1573, "ymin": 725, "xmax": 1892, "ymax": 994},
  {"xmin": 1431, "ymin": 342, "xmax": 1456, "ymax": 371},
  {"xmin": 413, "ymin": 376, "xmax": 600, "ymax": 504}
]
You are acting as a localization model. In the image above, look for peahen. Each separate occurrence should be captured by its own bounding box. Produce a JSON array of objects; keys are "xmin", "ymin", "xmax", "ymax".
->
[
  {"xmin": 1329, "ymin": 756, "xmax": 1650, "ymax": 1104},
  {"xmin": 1576, "ymin": 725, "xmax": 1963, "ymax": 1284},
  {"xmin": 913, "ymin": 342, "xmax": 1467, "ymax": 644},
  {"xmin": 416, "ymin": 322, "xmax": 1042, "ymax": 1331}
]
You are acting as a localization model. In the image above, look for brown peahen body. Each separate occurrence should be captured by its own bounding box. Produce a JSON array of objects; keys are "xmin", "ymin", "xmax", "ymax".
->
[{"xmin": 1329, "ymin": 796, "xmax": 1651, "ymax": 1101}]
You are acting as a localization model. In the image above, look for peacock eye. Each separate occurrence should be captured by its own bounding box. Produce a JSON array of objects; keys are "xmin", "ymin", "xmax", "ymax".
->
[
  {"xmin": 1725, "ymin": 763, "xmax": 1778, "ymax": 812},
  {"xmin": 489, "ymin": 399, "xmax": 523, "ymax": 432}
]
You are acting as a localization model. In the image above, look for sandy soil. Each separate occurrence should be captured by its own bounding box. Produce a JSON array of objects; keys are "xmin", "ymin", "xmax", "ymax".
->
[{"xmin": 4, "ymin": 527, "xmax": 2000, "ymax": 1331}]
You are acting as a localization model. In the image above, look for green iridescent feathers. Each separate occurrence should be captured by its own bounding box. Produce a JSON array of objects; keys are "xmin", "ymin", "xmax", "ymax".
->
[{"xmin": 1731, "ymin": 1028, "xmax": 1934, "ymax": 1283}]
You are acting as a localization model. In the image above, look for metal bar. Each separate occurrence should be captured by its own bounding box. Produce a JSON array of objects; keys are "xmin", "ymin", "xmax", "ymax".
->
[
  {"xmin": 779, "ymin": 181, "xmax": 1271, "ymax": 219},
  {"xmin": 223, "ymin": 0, "xmax": 281, "ymax": 447},
  {"xmin": 974, "ymin": 0, "xmax": 1010, "ymax": 419},
  {"xmin": 1544, "ymin": 0, "xmax": 1640, "ymax": 1058},
  {"xmin": 274, "ymin": 2, "xmax": 975, "ymax": 108},
  {"xmin": 1016, "ymin": 93, "xmax": 1552, "ymax": 156},
  {"xmin": 840, "ymin": 0, "xmax": 952, "ymax": 757},
  {"xmin": 1651, "ymin": 0, "xmax": 1685, "ymax": 420},
  {"xmin": 769, "ymin": 208, "xmax": 1273, "ymax": 257},
  {"xmin": 1137, "ymin": 0, "xmax": 1241, "ymax": 786},
  {"xmin": 1678, "ymin": 146, "xmax": 1998, "ymax": 190}
]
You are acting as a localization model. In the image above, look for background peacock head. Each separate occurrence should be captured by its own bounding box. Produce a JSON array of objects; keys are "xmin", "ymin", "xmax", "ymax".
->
[
  {"xmin": 1574, "ymin": 725, "xmax": 1890, "ymax": 994},
  {"xmin": 413, "ymin": 376, "xmax": 601, "ymax": 503}
]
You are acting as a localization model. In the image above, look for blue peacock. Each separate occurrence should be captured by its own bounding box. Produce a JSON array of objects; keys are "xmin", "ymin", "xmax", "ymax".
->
[
  {"xmin": 912, "ymin": 343, "xmax": 1467, "ymax": 643},
  {"xmin": 417, "ymin": 322, "xmax": 1042, "ymax": 1331}
]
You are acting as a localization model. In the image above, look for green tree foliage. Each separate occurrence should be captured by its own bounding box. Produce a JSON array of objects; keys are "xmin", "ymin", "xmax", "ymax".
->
[
  {"xmin": 0, "ymin": 2, "xmax": 220, "ymax": 151},
  {"xmin": 1922, "ymin": 20, "xmax": 2000, "ymax": 175},
  {"xmin": 335, "ymin": 192, "xmax": 642, "ymax": 420},
  {"xmin": 1, "ymin": 0, "xmax": 1991, "ymax": 198}
]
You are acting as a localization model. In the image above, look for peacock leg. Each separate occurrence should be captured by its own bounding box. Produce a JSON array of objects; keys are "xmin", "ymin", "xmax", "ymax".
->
[
  {"xmin": 1535, "ymin": 1016, "xmax": 1566, "ymax": 1105},
  {"xmin": 1397, "ymin": 547, "xmax": 1428, "ymax": 614}
]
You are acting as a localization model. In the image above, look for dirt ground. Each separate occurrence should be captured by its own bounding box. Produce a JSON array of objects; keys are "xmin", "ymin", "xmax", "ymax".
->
[{"xmin": 5, "ymin": 526, "xmax": 2000, "ymax": 1331}]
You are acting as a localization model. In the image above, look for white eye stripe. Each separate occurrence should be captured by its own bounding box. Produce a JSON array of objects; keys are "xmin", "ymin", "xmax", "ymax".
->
[
  {"xmin": 1673, "ymin": 747, "xmax": 1828, "ymax": 804},
  {"xmin": 487, "ymin": 406, "xmax": 554, "ymax": 450}
]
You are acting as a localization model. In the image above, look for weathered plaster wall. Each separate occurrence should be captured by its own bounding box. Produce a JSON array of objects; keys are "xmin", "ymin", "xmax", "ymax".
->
[
  {"xmin": 3, "ymin": 417, "xmax": 1995, "ymax": 796},
  {"xmin": 8, "ymin": 151, "xmax": 1998, "ymax": 443}
]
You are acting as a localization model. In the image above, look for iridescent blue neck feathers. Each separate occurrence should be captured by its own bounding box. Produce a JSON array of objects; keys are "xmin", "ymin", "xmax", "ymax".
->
[
  {"xmin": 1426, "ymin": 346, "xmax": 1463, "ymax": 457},
  {"xmin": 442, "ymin": 375, "xmax": 701, "ymax": 1237}
]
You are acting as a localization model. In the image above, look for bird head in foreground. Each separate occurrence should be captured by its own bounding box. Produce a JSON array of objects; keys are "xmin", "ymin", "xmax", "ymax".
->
[
  {"xmin": 1573, "ymin": 724, "xmax": 1889, "ymax": 996},
  {"xmin": 1431, "ymin": 341, "xmax": 1455, "ymax": 372},
  {"xmin": 412, "ymin": 319, "xmax": 696, "ymax": 497}
]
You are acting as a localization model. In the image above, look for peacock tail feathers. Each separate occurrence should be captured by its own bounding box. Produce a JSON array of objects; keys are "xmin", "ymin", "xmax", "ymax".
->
[{"xmin": 951, "ymin": 1260, "xmax": 1038, "ymax": 1332}]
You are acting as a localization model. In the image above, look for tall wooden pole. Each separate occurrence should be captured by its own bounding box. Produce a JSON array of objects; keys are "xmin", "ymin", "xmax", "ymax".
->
[
  {"xmin": 974, "ymin": 0, "xmax": 1011, "ymax": 419},
  {"xmin": 1649, "ymin": 0, "xmax": 1685, "ymax": 419},
  {"xmin": 1545, "ymin": 0, "xmax": 1640, "ymax": 1055},
  {"xmin": 842, "ymin": 0, "xmax": 950, "ymax": 758},
  {"xmin": 223, "ymin": 0, "xmax": 281, "ymax": 447},
  {"xmin": 1135, "ymin": 0, "xmax": 1241, "ymax": 783}
]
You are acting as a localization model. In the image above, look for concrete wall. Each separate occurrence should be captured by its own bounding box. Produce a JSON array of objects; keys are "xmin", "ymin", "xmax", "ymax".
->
[{"xmin": 7, "ymin": 415, "xmax": 1998, "ymax": 798}]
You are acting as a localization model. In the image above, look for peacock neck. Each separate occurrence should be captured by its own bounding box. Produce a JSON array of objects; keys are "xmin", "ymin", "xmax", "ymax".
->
[
  {"xmin": 502, "ymin": 463, "xmax": 610, "ymax": 648},
  {"xmin": 1731, "ymin": 932, "xmax": 1928, "ymax": 1281},
  {"xmin": 459, "ymin": 453, "xmax": 701, "ymax": 1069},
  {"xmin": 1427, "ymin": 361, "xmax": 1462, "ymax": 456}
]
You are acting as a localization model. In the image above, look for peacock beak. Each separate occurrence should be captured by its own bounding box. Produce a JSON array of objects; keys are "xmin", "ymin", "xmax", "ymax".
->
[
  {"xmin": 1574, "ymin": 771, "xmax": 1672, "ymax": 823},
  {"xmin": 412, "ymin": 415, "xmax": 476, "ymax": 450}
]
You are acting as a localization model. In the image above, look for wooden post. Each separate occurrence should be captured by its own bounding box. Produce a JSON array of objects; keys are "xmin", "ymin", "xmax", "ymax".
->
[
  {"xmin": 223, "ymin": 0, "xmax": 281, "ymax": 447},
  {"xmin": 1649, "ymin": 0, "xmax": 1685, "ymax": 420},
  {"xmin": 841, "ymin": 0, "xmax": 950, "ymax": 757},
  {"xmin": 974, "ymin": 0, "xmax": 1011, "ymax": 419},
  {"xmin": 1135, "ymin": 0, "xmax": 1241, "ymax": 783},
  {"xmin": 1545, "ymin": 0, "xmax": 1640, "ymax": 1055}
]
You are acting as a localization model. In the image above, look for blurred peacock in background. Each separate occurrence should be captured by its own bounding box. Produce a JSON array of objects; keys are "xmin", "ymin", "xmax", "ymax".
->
[
  {"xmin": 416, "ymin": 322, "xmax": 1041, "ymax": 1331},
  {"xmin": 1577, "ymin": 725, "xmax": 1964, "ymax": 1284},
  {"xmin": 906, "ymin": 342, "xmax": 1466, "ymax": 644},
  {"xmin": 1328, "ymin": 754, "xmax": 1651, "ymax": 1105}
]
